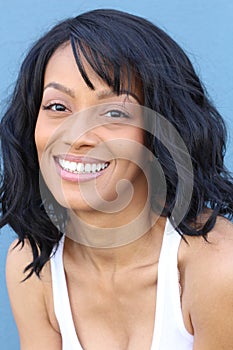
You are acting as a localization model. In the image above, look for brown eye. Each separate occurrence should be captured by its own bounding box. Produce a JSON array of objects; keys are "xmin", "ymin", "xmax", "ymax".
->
[
  {"xmin": 42, "ymin": 103, "xmax": 67, "ymax": 112},
  {"xmin": 105, "ymin": 110, "xmax": 130, "ymax": 118}
]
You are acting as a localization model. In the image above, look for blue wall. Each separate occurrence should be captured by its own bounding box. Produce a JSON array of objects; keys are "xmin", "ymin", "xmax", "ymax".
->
[{"xmin": 0, "ymin": 1, "xmax": 232, "ymax": 348}]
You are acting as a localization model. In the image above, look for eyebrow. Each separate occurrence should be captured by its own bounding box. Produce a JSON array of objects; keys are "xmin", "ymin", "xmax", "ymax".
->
[
  {"xmin": 43, "ymin": 82, "xmax": 141, "ymax": 104},
  {"xmin": 96, "ymin": 89, "xmax": 141, "ymax": 104},
  {"xmin": 96, "ymin": 89, "xmax": 117, "ymax": 99},
  {"xmin": 43, "ymin": 82, "xmax": 76, "ymax": 98}
]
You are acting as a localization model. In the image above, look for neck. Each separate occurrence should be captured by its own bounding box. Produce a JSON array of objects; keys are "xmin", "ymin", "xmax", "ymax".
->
[{"xmin": 65, "ymin": 211, "xmax": 166, "ymax": 273}]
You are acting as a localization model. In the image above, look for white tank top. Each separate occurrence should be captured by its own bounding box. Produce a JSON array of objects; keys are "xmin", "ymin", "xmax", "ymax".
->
[{"xmin": 50, "ymin": 219, "xmax": 194, "ymax": 349}]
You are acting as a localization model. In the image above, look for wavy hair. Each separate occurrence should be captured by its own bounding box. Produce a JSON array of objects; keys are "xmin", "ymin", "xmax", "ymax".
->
[{"xmin": 1, "ymin": 9, "xmax": 233, "ymax": 278}]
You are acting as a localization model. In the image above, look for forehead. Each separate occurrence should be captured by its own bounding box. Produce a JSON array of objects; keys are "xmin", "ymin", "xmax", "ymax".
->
[
  {"xmin": 44, "ymin": 42, "xmax": 143, "ymax": 103},
  {"xmin": 44, "ymin": 43, "xmax": 103, "ymax": 87}
]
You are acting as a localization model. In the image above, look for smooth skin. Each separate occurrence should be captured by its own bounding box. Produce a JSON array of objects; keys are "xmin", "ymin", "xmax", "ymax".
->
[{"xmin": 6, "ymin": 44, "xmax": 233, "ymax": 350}]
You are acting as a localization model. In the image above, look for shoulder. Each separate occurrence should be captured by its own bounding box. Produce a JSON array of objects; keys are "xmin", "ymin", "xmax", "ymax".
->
[
  {"xmin": 181, "ymin": 216, "xmax": 233, "ymax": 275},
  {"xmin": 6, "ymin": 238, "xmax": 49, "ymax": 322},
  {"xmin": 6, "ymin": 238, "xmax": 51, "ymax": 287},
  {"xmin": 6, "ymin": 238, "xmax": 42, "ymax": 287},
  {"xmin": 6, "ymin": 239, "xmax": 62, "ymax": 349},
  {"xmin": 180, "ymin": 217, "xmax": 233, "ymax": 348}
]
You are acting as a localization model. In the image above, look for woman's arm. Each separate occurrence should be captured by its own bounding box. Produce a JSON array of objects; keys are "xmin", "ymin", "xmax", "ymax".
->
[
  {"xmin": 186, "ymin": 219, "xmax": 233, "ymax": 349},
  {"xmin": 6, "ymin": 240, "xmax": 62, "ymax": 350},
  {"xmin": 192, "ymin": 269, "xmax": 233, "ymax": 350}
]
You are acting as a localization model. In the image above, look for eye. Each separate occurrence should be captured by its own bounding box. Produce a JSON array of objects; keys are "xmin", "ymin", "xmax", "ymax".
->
[
  {"xmin": 42, "ymin": 103, "xmax": 69, "ymax": 112},
  {"xmin": 105, "ymin": 110, "xmax": 130, "ymax": 119}
]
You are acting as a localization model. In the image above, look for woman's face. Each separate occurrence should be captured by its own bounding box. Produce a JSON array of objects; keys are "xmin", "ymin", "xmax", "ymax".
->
[{"xmin": 35, "ymin": 43, "xmax": 149, "ymax": 215}]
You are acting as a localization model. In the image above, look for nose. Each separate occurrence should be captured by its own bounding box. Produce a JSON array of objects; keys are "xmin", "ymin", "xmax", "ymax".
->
[{"xmin": 60, "ymin": 109, "xmax": 102, "ymax": 151}]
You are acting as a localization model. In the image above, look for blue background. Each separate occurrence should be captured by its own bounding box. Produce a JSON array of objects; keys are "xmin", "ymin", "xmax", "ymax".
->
[{"xmin": 0, "ymin": 1, "xmax": 232, "ymax": 348}]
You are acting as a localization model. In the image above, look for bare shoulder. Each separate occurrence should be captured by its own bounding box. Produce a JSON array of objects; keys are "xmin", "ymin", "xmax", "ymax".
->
[
  {"xmin": 6, "ymin": 238, "xmax": 50, "ymax": 290},
  {"xmin": 180, "ymin": 217, "xmax": 233, "ymax": 349},
  {"xmin": 182, "ymin": 216, "xmax": 233, "ymax": 270},
  {"xmin": 6, "ymin": 239, "xmax": 62, "ymax": 350},
  {"xmin": 6, "ymin": 238, "xmax": 42, "ymax": 289}
]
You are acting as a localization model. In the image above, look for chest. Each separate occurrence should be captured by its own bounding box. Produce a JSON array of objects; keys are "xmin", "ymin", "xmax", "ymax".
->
[
  {"xmin": 47, "ymin": 228, "xmax": 194, "ymax": 349},
  {"xmin": 65, "ymin": 265, "xmax": 158, "ymax": 350}
]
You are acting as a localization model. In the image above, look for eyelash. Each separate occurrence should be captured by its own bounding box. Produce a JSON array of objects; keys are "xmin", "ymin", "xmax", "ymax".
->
[
  {"xmin": 42, "ymin": 102, "xmax": 69, "ymax": 112},
  {"xmin": 104, "ymin": 109, "xmax": 130, "ymax": 119}
]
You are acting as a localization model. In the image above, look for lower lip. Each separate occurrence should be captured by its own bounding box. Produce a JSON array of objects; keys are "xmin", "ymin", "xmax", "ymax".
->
[{"xmin": 55, "ymin": 160, "xmax": 108, "ymax": 183}]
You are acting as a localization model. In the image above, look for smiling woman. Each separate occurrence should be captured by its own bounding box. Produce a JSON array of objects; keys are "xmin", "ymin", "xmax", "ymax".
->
[{"xmin": 1, "ymin": 8, "xmax": 233, "ymax": 350}]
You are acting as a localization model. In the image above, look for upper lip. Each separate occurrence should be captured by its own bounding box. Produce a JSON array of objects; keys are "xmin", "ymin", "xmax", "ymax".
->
[{"xmin": 54, "ymin": 154, "xmax": 109, "ymax": 164}]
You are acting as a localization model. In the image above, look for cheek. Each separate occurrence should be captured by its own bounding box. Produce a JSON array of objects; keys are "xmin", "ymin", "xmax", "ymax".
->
[
  {"xmin": 127, "ymin": 125, "xmax": 144, "ymax": 144},
  {"xmin": 136, "ymin": 128, "xmax": 144, "ymax": 145},
  {"xmin": 124, "ymin": 128, "xmax": 145, "ymax": 153},
  {"xmin": 34, "ymin": 116, "xmax": 50, "ymax": 161},
  {"xmin": 112, "ymin": 126, "xmax": 144, "ymax": 144}
]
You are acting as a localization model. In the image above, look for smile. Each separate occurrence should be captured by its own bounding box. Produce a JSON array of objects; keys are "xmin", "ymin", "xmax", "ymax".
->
[
  {"xmin": 58, "ymin": 159, "xmax": 109, "ymax": 174},
  {"xmin": 56, "ymin": 157, "xmax": 109, "ymax": 174}
]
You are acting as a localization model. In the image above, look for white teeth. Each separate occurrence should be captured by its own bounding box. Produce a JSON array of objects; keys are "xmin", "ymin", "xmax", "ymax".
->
[
  {"xmin": 91, "ymin": 164, "xmax": 97, "ymax": 172},
  {"xmin": 96, "ymin": 163, "xmax": 102, "ymax": 171},
  {"xmin": 84, "ymin": 164, "xmax": 91, "ymax": 173},
  {"xmin": 69, "ymin": 162, "xmax": 77, "ymax": 172},
  {"xmin": 59, "ymin": 159, "xmax": 66, "ymax": 168},
  {"xmin": 77, "ymin": 163, "xmax": 84, "ymax": 173},
  {"xmin": 64, "ymin": 160, "xmax": 70, "ymax": 169},
  {"xmin": 58, "ymin": 158, "xmax": 109, "ymax": 174}
]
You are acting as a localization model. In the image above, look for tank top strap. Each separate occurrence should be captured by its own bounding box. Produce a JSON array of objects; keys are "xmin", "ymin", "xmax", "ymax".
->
[
  {"xmin": 151, "ymin": 219, "xmax": 194, "ymax": 349},
  {"xmin": 50, "ymin": 236, "xmax": 82, "ymax": 350}
]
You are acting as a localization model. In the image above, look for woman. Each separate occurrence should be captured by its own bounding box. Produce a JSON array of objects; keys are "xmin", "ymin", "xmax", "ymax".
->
[{"xmin": 1, "ymin": 9, "xmax": 233, "ymax": 350}]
